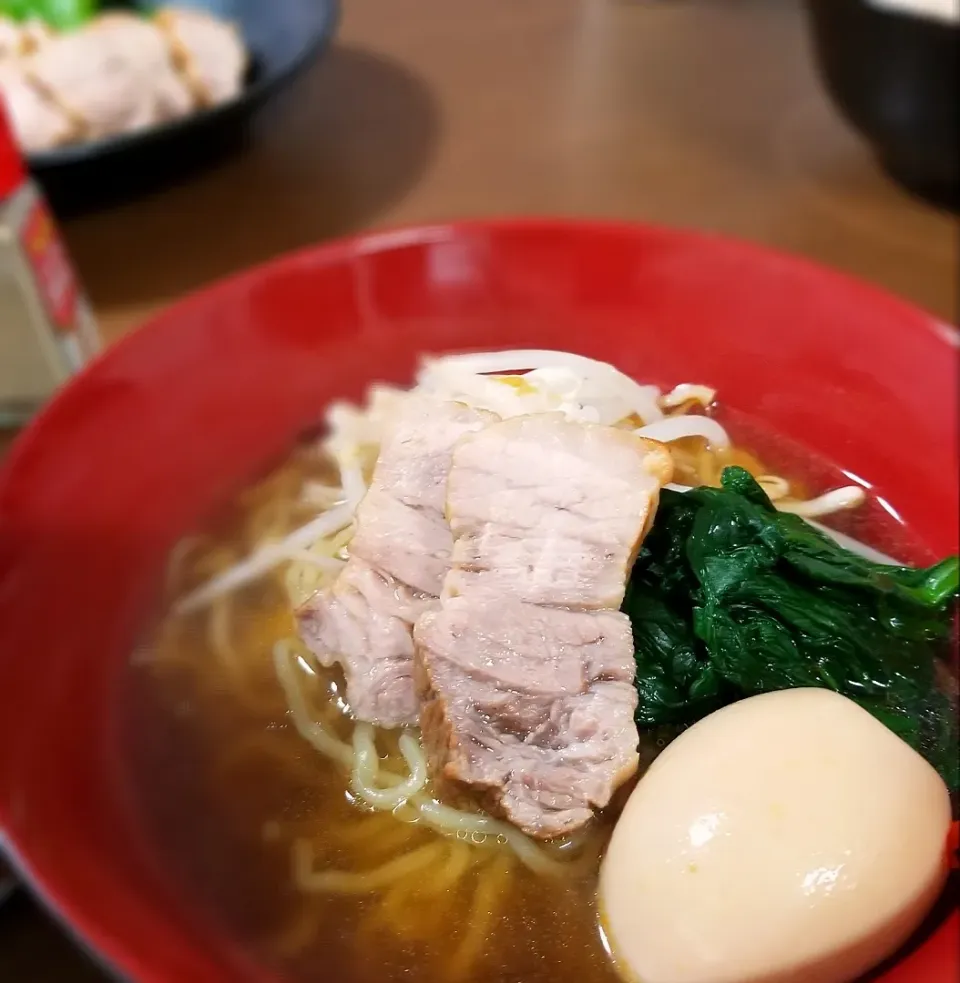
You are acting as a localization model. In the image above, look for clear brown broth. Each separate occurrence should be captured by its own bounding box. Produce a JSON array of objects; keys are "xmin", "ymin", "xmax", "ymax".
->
[{"xmin": 121, "ymin": 407, "xmax": 939, "ymax": 983}]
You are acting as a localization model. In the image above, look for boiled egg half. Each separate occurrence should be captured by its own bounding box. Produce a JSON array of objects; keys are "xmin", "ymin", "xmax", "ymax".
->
[{"xmin": 599, "ymin": 688, "xmax": 953, "ymax": 983}]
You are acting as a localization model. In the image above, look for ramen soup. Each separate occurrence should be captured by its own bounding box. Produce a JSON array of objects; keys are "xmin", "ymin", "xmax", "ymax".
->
[{"xmin": 127, "ymin": 351, "xmax": 959, "ymax": 983}]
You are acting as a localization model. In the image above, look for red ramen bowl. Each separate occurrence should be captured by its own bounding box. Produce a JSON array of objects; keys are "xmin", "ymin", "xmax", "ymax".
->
[{"xmin": 0, "ymin": 219, "xmax": 956, "ymax": 983}]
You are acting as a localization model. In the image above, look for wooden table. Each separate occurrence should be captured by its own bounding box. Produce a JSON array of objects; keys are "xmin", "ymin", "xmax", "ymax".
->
[
  {"xmin": 0, "ymin": 0, "xmax": 955, "ymax": 978},
  {"xmin": 60, "ymin": 0, "xmax": 958, "ymax": 339}
]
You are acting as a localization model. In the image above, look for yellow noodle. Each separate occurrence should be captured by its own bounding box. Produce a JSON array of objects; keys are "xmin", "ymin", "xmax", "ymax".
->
[
  {"xmin": 190, "ymin": 545, "xmax": 239, "ymax": 583},
  {"xmin": 723, "ymin": 446, "xmax": 766, "ymax": 475},
  {"xmin": 244, "ymin": 496, "xmax": 293, "ymax": 549},
  {"xmin": 376, "ymin": 881, "xmax": 445, "ymax": 944},
  {"xmin": 445, "ymin": 852, "xmax": 513, "ymax": 981},
  {"xmin": 284, "ymin": 522, "xmax": 356, "ymax": 606},
  {"xmin": 217, "ymin": 735, "xmax": 325, "ymax": 789},
  {"xmin": 390, "ymin": 801, "xmax": 421, "ymax": 824},
  {"xmin": 299, "ymin": 481, "xmax": 345, "ymax": 509},
  {"xmin": 273, "ymin": 642, "xmax": 354, "ymax": 768},
  {"xmin": 375, "ymin": 843, "xmax": 481, "ymax": 945},
  {"xmin": 270, "ymin": 638, "xmax": 591, "ymax": 877},
  {"xmin": 376, "ymin": 881, "xmax": 427, "ymax": 941},
  {"xmin": 777, "ymin": 485, "xmax": 866, "ymax": 517},
  {"xmin": 335, "ymin": 817, "xmax": 424, "ymax": 862},
  {"xmin": 208, "ymin": 597, "xmax": 241, "ymax": 675},
  {"xmin": 295, "ymin": 840, "xmax": 446, "ymax": 894},
  {"xmin": 146, "ymin": 620, "xmax": 200, "ymax": 677},
  {"xmin": 414, "ymin": 798, "xmax": 587, "ymax": 878},
  {"xmin": 695, "ymin": 446, "xmax": 720, "ymax": 486},
  {"xmin": 285, "ymin": 549, "xmax": 346, "ymax": 573},
  {"xmin": 351, "ymin": 723, "xmax": 429, "ymax": 810},
  {"xmin": 165, "ymin": 535, "xmax": 209, "ymax": 595},
  {"xmin": 756, "ymin": 474, "xmax": 791, "ymax": 501},
  {"xmin": 400, "ymin": 888, "xmax": 445, "ymax": 940},
  {"xmin": 334, "ymin": 812, "xmax": 410, "ymax": 845},
  {"xmin": 204, "ymin": 606, "xmax": 290, "ymax": 716},
  {"xmin": 237, "ymin": 465, "xmax": 300, "ymax": 507},
  {"xmin": 272, "ymin": 900, "xmax": 323, "ymax": 958},
  {"xmin": 430, "ymin": 841, "xmax": 477, "ymax": 894}
]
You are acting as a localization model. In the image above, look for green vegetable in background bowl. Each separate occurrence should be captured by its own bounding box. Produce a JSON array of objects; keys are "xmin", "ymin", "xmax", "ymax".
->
[
  {"xmin": 624, "ymin": 466, "xmax": 959, "ymax": 787},
  {"xmin": 0, "ymin": 0, "xmax": 99, "ymax": 30}
]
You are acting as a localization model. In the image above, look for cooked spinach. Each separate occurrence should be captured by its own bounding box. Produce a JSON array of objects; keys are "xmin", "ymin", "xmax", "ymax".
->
[{"xmin": 623, "ymin": 467, "xmax": 959, "ymax": 788}]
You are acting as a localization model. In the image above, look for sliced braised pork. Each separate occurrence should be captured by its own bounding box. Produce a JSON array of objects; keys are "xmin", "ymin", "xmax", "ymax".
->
[
  {"xmin": 416, "ymin": 590, "xmax": 639, "ymax": 835},
  {"xmin": 298, "ymin": 559, "xmax": 432, "ymax": 727},
  {"xmin": 24, "ymin": 13, "xmax": 193, "ymax": 141},
  {"xmin": 155, "ymin": 7, "xmax": 247, "ymax": 107},
  {"xmin": 0, "ymin": 17, "xmax": 51, "ymax": 60},
  {"xmin": 415, "ymin": 415, "xmax": 673, "ymax": 838},
  {"xmin": 0, "ymin": 9, "xmax": 245, "ymax": 153},
  {"xmin": 0, "ymin": 61, "xmax": 76, "ymax": 152},
  {"xmin": 297, "ymin": 398, "xmax": 493, "ymax": 728},
  {"xmin": 443, "ymin": 415, "xmax": 671, "ymax": 607},
  {"xmin": 0, "ymin": 18, "xmax": 20, "ymax": 60}
]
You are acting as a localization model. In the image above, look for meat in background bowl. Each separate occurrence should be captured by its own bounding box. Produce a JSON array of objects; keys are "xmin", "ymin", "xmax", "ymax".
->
[
  {"xmin": 0, "ymin": 0, "xmax": 338, "ymax": 212},
  {"xmin": 0, "ymin": 220, "xmax": 956, "ymax": 983}
]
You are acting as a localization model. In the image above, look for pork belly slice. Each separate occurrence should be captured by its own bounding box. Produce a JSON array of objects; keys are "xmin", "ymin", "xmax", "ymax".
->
[
  {"xmin": 416, "ymin": 415, "xmax": 673, "ymax": 836},
  {"xmin": 298, "ymin": 558, "xmax": 431, "ymax": 728},
  {"xmin": 415, "ymin": 591, "xmax": 639, "ymax": 837},
  {"xmin": 348, "ymin": 397, "xmax": 496, "ymax": 595},
  {"xmin": 296, "ymin": 397, "xmax": 494, "ymax": 727},
  {"xmin": 444, "ymin": 414, "xmax": 674, "ymax": 608}
]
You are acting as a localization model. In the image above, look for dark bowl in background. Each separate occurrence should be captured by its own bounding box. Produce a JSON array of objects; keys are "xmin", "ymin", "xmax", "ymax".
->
[
  {"xmin": 803, "ymin": 0, "xmax": 958, "ymax": 210},
  {"xmin": 26, "ymin": 0, "xmax": 339, "ymax": 215},
  {"xmin": 0, "ymin": 858, "xmax": 14, "ymax": 906}
]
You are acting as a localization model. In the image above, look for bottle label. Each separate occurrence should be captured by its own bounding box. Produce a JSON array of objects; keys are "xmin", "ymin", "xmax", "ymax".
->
[
  {"xmin": 18, "ymin": 195, "xmax": 100, "ymax": 366},
  {"xmin": 20, "ymin": 197, "xmax": 81, "ymax": 331}
]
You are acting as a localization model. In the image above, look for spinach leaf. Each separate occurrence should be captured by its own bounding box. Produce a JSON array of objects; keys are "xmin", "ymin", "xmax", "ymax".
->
[
  {"xmin": 623, "ymin": 576, "xmax": 727, "ymax": 725},
  {"xmin": 623, "ymin": 467, "xmax": 959, "ymax": 788}
]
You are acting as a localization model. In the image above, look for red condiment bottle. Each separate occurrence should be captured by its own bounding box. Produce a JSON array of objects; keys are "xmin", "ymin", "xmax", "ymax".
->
[{"xmin": 0, "ymin": 101, "xmax": 100, "ymax": 427}]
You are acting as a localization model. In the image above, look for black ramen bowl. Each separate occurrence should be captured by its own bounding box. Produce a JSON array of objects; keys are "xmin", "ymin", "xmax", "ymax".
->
[
  {"xmin": 803, "ymin": 0, "xmax": 959, "ymax": 210},
  {"xmin": 26, "ymin": 0, "xmax": 339, "ymax": 214}
]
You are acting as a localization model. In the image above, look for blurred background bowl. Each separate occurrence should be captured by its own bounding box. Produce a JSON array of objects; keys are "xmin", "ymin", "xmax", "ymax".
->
[
  {"xmin": 0, "ymin": 858, "xmax": 14, "ymax": 905},
  {"xmin": 803, "ymin": 0, "xmax": 959, "ymax": 210},
  {"xmin": 26, "ymin": 0, "xmax": 339, "ymax": 215}
]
